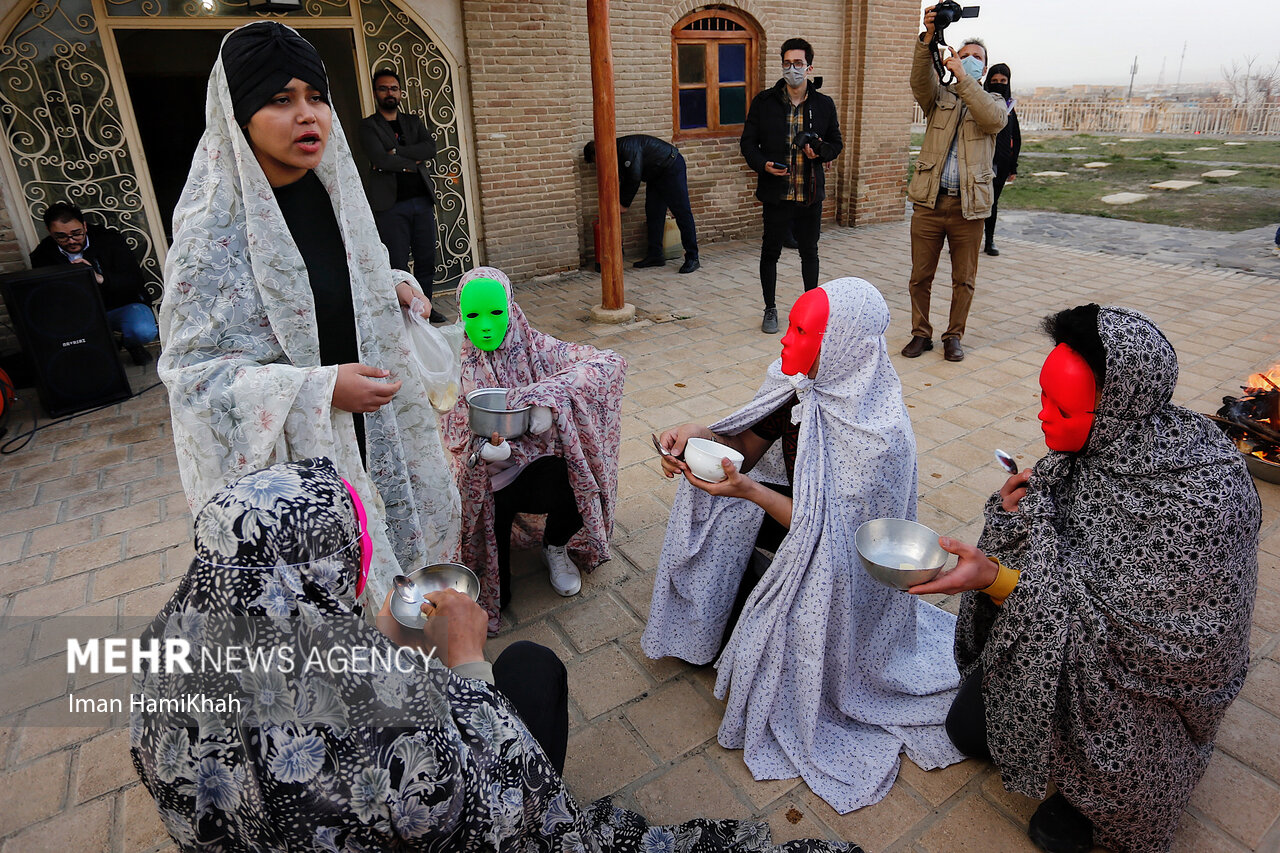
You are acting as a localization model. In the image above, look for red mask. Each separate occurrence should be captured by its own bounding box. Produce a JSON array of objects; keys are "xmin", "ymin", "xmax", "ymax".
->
[
  {"xmin": 341, "ymin": 478, "xmax": 372, "ymax": 598},
  {"xmin": 781, "ymin": 288, "xmax": 830, "ymax": 377},
  {"xmin": 1038, "ymin": 343, "xmax": 1098, "ymax": 452}
]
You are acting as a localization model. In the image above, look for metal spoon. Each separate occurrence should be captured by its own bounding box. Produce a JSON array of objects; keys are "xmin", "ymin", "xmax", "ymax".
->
[
  {"xmin": 994, "ymin": 448, "xmax": 1019, "ymax": 475},
  {"xmin": 652, "ymin": 433, "xmax": 683, "ymax": 461},
  {"xmin": 392, "ymin": 574, "xmax": 421, "ymax": 604}
]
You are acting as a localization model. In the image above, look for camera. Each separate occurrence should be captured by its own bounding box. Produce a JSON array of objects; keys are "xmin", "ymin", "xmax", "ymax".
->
[
  {"xmin": 794, "ymin": 130, "xmax": 822, "ymax": 152},
  {"xmin": 933, "ymin": 0, "xmax": 979, "ymax": 31}
]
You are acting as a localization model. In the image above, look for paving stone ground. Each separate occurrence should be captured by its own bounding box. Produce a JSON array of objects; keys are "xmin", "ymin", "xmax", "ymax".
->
[{"xmin": 2, "ymin": 218, "xmax": 1279, "ymax": 852}]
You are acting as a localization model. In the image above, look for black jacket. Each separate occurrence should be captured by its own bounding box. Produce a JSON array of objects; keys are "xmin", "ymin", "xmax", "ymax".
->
[
  {"xmin": 615, "ymin": 134, "xmax": 680, "ymax": 207},
  {"xmin": 29, "ymin": 224, "xmax": 147, "ymax": 311},
  {"xmin": 740, "ymin": 80, "xmax": 843, "ymax": 206},
  {"xmin": 993, "ymin": 107, "xmax": 1020, "ymax": 176},
  {"xmin": 359, "ymin": 112, "xmax": 437, "ymax": 212}
]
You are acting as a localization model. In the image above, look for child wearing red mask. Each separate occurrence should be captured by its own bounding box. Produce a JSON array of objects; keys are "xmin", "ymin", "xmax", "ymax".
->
[{"xmin": 910, "ymin": 304, "xmax": 1260, "ymax": 853}]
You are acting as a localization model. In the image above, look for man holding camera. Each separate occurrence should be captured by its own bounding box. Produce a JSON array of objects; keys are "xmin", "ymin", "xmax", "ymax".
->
[
  {"xmin": 901, "ymin": 5, "xmax": 1006, "ymax": 362},
  {"xmin": 740, "ymin": 38, "xmax": 842, "ymax": 334}
]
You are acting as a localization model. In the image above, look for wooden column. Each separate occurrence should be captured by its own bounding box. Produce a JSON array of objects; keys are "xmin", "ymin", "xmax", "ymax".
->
[{"xmin": 587, "ymin": 0, "xmax": 633, "ymax": 321}]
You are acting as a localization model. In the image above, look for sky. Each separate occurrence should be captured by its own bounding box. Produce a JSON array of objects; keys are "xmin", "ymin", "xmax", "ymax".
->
[{"xmin": 922, "ymin": 0, "xmax": 1275, "ymax": 89}]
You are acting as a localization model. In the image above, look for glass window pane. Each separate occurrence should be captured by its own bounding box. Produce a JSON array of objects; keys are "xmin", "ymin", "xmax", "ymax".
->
[
  {"xmin": 719, "ymin": 43, "xmax": 746, "ymax": 83},
  {"xmin": 719, "ymin": 86, "xmax": 746, "ymax": 125},
  {"xmin": 677, "ymin": 44, "xmax": 705, "ymax": 84},
  {"xmin": 679, "ymin": 89, "xmax": 708, "ymax": 129}
]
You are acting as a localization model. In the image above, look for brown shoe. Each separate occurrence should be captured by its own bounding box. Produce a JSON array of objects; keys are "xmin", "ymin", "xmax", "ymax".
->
[
  {"xmin": 901, "ymin": 336, "xmax": 933, "ymax": 358},
  {"xmin": 943, "ymin": 338, "xmax": 965, "ymax": 361}
]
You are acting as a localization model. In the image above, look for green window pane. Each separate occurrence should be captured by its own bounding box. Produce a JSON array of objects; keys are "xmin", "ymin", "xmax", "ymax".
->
[
  {"xmin": 719, "ymin": 86, "xmax": 746, "ymax": 125},
  {"xmin": 679, "ymin": 89, "xmax": 707, "ymax": 129},
  {"xmin": 677, "ymin": 44, "xmax": 705, "ymax": 84},
  {"xmin": 719, "ymin": 43, "xmax": 746, "ymax": 83}
]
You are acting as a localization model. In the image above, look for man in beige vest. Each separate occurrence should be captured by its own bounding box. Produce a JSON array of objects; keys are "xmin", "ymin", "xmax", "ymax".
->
[{"xmin": 901, "ymin": 6, "xmax": 1006, "ymax": 362}]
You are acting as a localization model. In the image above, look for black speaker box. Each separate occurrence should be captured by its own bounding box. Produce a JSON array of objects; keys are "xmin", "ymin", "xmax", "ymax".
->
[{"xmin": 0, "ymin": 265, "xmax": 133, "ymax": 417}]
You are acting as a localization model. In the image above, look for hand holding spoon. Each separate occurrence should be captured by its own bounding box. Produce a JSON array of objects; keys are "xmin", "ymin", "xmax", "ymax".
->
[{"xmin": 994, "ymin": 449, "xmax": 1019, "ymax": 475}]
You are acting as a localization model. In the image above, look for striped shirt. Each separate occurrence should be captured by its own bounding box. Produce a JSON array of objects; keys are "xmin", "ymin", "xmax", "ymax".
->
[{"xmin": 940, "ymin": 128, "xmax": 960, "ymax": 192}]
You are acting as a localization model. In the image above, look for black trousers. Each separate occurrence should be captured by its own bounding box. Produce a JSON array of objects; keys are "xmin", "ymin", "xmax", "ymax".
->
[
  {"xmin": 946, "ymin": 664, "xmax": 992, "ymax": 760},
  {"xmin": 984, "ymin": 171, "xmax": 1011, "ymax": 246},
  {"xmin": 493, "ymin": 641, "xmax": 568, "ymax": 773},
  {"xmin": 760, "ymin": 200, "xmax": 822, "ymax": 309},
  {"xmin": 493, "ymin": 456, "xmax": 583, "ymax": 608},
  {"xmin": 644, "ymin": 154, "xmax": 699, "ymax": 261},
  {"xmin": 374, "ymin": 196, "xmax": 438, "ymax": 297}
]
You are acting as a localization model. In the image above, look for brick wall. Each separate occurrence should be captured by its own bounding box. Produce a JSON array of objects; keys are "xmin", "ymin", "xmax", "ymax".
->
[{"xmin": 460, "ymin": 0, "xmax": 916, "ymax": 280}]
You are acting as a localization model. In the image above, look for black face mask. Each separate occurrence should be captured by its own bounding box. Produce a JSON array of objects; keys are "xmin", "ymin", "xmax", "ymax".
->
[{"xmin": 986, "ymin": 82, "xmax": 1011, "ymax": 100}]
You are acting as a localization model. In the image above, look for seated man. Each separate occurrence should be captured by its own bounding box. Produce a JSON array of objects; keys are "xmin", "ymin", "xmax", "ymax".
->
[
  {"xmin": 30, "ymin": 201, "xmax": 157, "ymax": 364},
  {"xmin": 910, "ymin": 304, "xmax": 1260, "ymax": 852},
  {"xmin": 644, "ymin": 278, "xmax": 962, "ymax": 814}
]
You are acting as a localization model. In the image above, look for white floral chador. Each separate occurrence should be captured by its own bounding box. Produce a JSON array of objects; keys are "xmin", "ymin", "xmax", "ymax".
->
[
  {"xmin": 158, "ymin": 25, "xmax": 459, "ymax": 611},
  {"xmin": 643, "ymin": 278, "xmax": 963, "ymax": 813}
]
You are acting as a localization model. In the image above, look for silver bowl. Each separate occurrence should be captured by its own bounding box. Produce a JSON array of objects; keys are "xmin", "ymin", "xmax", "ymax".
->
[
  {"xmin": 854, "ymin": 518, "xmax": 949, "ymax": 590},
  {"xmin": 1245, "ymin": 453, "xmax": 1280, "ymax": 485},
  {"xmin": 466, "ymin": 388, "xmax": 531, "ymax": 439},
  {"xmin": 389, "ymin": 562, "xmax": 482, "ymax": 628}
]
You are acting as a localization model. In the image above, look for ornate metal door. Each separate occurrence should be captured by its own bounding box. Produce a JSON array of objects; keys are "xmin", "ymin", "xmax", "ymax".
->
[{"xmin": 0, "ymin": 0, "xmax": 476, "ymax": 298}]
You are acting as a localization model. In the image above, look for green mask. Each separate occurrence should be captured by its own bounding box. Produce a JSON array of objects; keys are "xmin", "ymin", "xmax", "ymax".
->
[{"xmin": 460, "ymin": 277, "xmax": 509, "ymax": 351}]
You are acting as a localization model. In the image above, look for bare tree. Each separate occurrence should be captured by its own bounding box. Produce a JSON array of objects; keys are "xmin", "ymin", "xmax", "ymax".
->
[{"xmin": 1221, "ymin": 54, "xmax": 1280, "ymax": 107}]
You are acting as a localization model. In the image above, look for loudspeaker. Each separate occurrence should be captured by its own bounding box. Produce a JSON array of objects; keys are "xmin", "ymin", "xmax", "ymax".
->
[{"xmin": 0, "ymin": 265, "xmax": 132, "ymax": 417}]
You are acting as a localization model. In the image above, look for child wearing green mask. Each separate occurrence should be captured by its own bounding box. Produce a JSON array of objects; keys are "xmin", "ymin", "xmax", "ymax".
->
[{"xmin": 443, "ymin": 267, "xmax": 627, "ymax": 632}]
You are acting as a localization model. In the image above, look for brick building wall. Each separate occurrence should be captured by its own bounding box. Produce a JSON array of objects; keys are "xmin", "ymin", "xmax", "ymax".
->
[{"xmin": 460, "ymin": 0, "xmax": 918, "ymax": 280}]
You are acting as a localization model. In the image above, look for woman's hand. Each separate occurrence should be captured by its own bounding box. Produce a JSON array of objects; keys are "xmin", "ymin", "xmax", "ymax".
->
[
  {"xmin": 1000, "ymin": 470, "xmax": 1031, "ymax": 512},
  {"xmin": 908, "ymin": 537, "xmax": 1000, "ymax": 596},
  {"xmin": 658, "ymin": 423, "xmax": 714, "ymax": 479},
  {"xmin": 420, "ymin": 589, "xmax": 488, "ymax": 668},
  {"xmin": 395, "ymin": 281, "xmax": 430, "ymax": 318},
  {"xmin": 332, "ymin": 363, "xmax": 402, "ymax": 413},
  {"xmin": 684, "ymin": 457, "xmax": 758, "ymax": 501}
]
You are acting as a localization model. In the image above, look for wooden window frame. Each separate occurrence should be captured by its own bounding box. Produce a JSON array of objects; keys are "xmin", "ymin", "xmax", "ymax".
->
[{"xmin": 671, "ymin": 8, "xmax": 759, "ymax": 141}]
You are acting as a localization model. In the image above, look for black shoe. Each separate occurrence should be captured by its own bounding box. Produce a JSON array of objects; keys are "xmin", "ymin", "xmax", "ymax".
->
[
  {"xmin": 901, "ymin": 336, "xmax": 933, "ymax": 358},
  {"xmin": 678, "ymin": 257, "xmax": 700, "ymax": 274},
  {"xmin": 985, "ymin": 242, "xmax": 1000, "ymax": 256},
  {"xmin": 761, "ymin": 307, "xmax": 779, "ymax": 334},
  {"xmin": 782, "ymin": 235, "xmax": 799, "ymax": 250},
  {"xmin": 633, "ymin": 256, "xmax": 666, "ymax": 269},
  {"xmin": 429, "ymin": 308, "xmax": 449, "ymax": 324},
  {"xmin": 126, "ymin": 345, "xmax": 152, "ymax": 366},
  {"xmin": 943, "ymin": 337, "xmax": 965, "ymax": 362},
  {"xmin": 1028, "ymin": 793, "xmax": 1093, "ymax": 853}
]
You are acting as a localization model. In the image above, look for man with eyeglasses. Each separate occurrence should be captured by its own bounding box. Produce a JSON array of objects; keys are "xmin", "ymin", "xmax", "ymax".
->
[
  {"xmin": 359, "ymin": 67, "xmax": 447, "ymax": 324},
  {"xmin": 29, "ymin": 201, "xmax": 156, "ymax": 365},
  {"xmin": 740, "ymin": 37, "xmax": 843, "ymax": 335}
]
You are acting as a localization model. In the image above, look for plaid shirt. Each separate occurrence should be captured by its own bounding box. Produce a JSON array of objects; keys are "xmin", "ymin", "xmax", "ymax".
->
[{"xmin": 785, "ymin": 98, "xmax": 806, "ymax": 202}]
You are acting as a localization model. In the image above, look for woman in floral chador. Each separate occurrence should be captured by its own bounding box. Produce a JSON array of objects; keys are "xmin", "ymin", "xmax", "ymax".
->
[
  {"xmin": 158, "ymin": 21, "xmax": 458, "ymax": 613},
  {"xmin": 131, "ymin": 457, "xmax": 864, "ymax": 852}
]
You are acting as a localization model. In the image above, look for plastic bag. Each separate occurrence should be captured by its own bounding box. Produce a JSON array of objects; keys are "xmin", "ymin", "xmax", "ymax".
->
[{"xmin": 403, "ymin": 297, "xmax": 463, "ymax": 413}]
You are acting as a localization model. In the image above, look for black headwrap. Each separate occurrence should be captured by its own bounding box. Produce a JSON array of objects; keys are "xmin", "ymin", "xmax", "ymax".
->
[
  {"xmin": 984, "ymin": 62, "xmax": 1012, "ymax": 98},
  {"xmin": 221, "ymin": 21, "xmax": 329, "ymax": 127}
]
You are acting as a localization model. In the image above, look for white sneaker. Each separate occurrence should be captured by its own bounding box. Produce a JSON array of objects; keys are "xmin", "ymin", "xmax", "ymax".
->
[{"xmin": 543, "ymin": 545, "xmax": 581, "ymax": 596}]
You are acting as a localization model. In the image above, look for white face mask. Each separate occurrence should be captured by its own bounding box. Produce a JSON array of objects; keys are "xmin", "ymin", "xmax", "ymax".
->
[
  {"xmin": 960, "ymin": 55, "xmax": 985, "ymax": 80},
  {"xmin": 782, "ymin": 65, "xmax": 808, "ymax": 87}
]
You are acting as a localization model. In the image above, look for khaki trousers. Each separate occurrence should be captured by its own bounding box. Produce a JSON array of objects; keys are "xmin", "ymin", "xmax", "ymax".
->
[{"xmin": 908, "ymin": 194, "xmax": 984, "ymax": 340}]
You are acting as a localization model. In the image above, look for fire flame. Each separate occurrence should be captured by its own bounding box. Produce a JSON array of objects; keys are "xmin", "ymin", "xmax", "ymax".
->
[{"xmin": 1245, "ymin": 363, "xmax": 1280, "ymax": 392}]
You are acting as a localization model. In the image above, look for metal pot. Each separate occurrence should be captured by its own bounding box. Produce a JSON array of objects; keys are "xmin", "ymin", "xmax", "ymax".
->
[
  {"xmin": 466, "ymin": 387, "xmax": 531, "ymax": 439},
  {"xmin": 1245, "ymin": 452, "xmax": 1280, "ymax": 485}
]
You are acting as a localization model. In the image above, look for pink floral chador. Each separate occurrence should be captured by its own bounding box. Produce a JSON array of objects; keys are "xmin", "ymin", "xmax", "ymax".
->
[{"xmin": 442, "ymin": 268, "xmax": 626, "ymax": 629}]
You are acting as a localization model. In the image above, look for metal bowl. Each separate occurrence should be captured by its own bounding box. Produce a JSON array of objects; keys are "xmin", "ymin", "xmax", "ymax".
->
[
  {"xmin": 466, "ymin": 388, "xmax": 531, "ymax": 439},
  {"xmin": 1245, "ymin": 453, "xmax": 1280, "ymax": 485},
  {"xmin": 389, "ymin": 562, "xmax": 482, "ymax": 628},
  {"xmin": 854, "ymin": 518, "xmax": 949, "ymax": 590}
]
